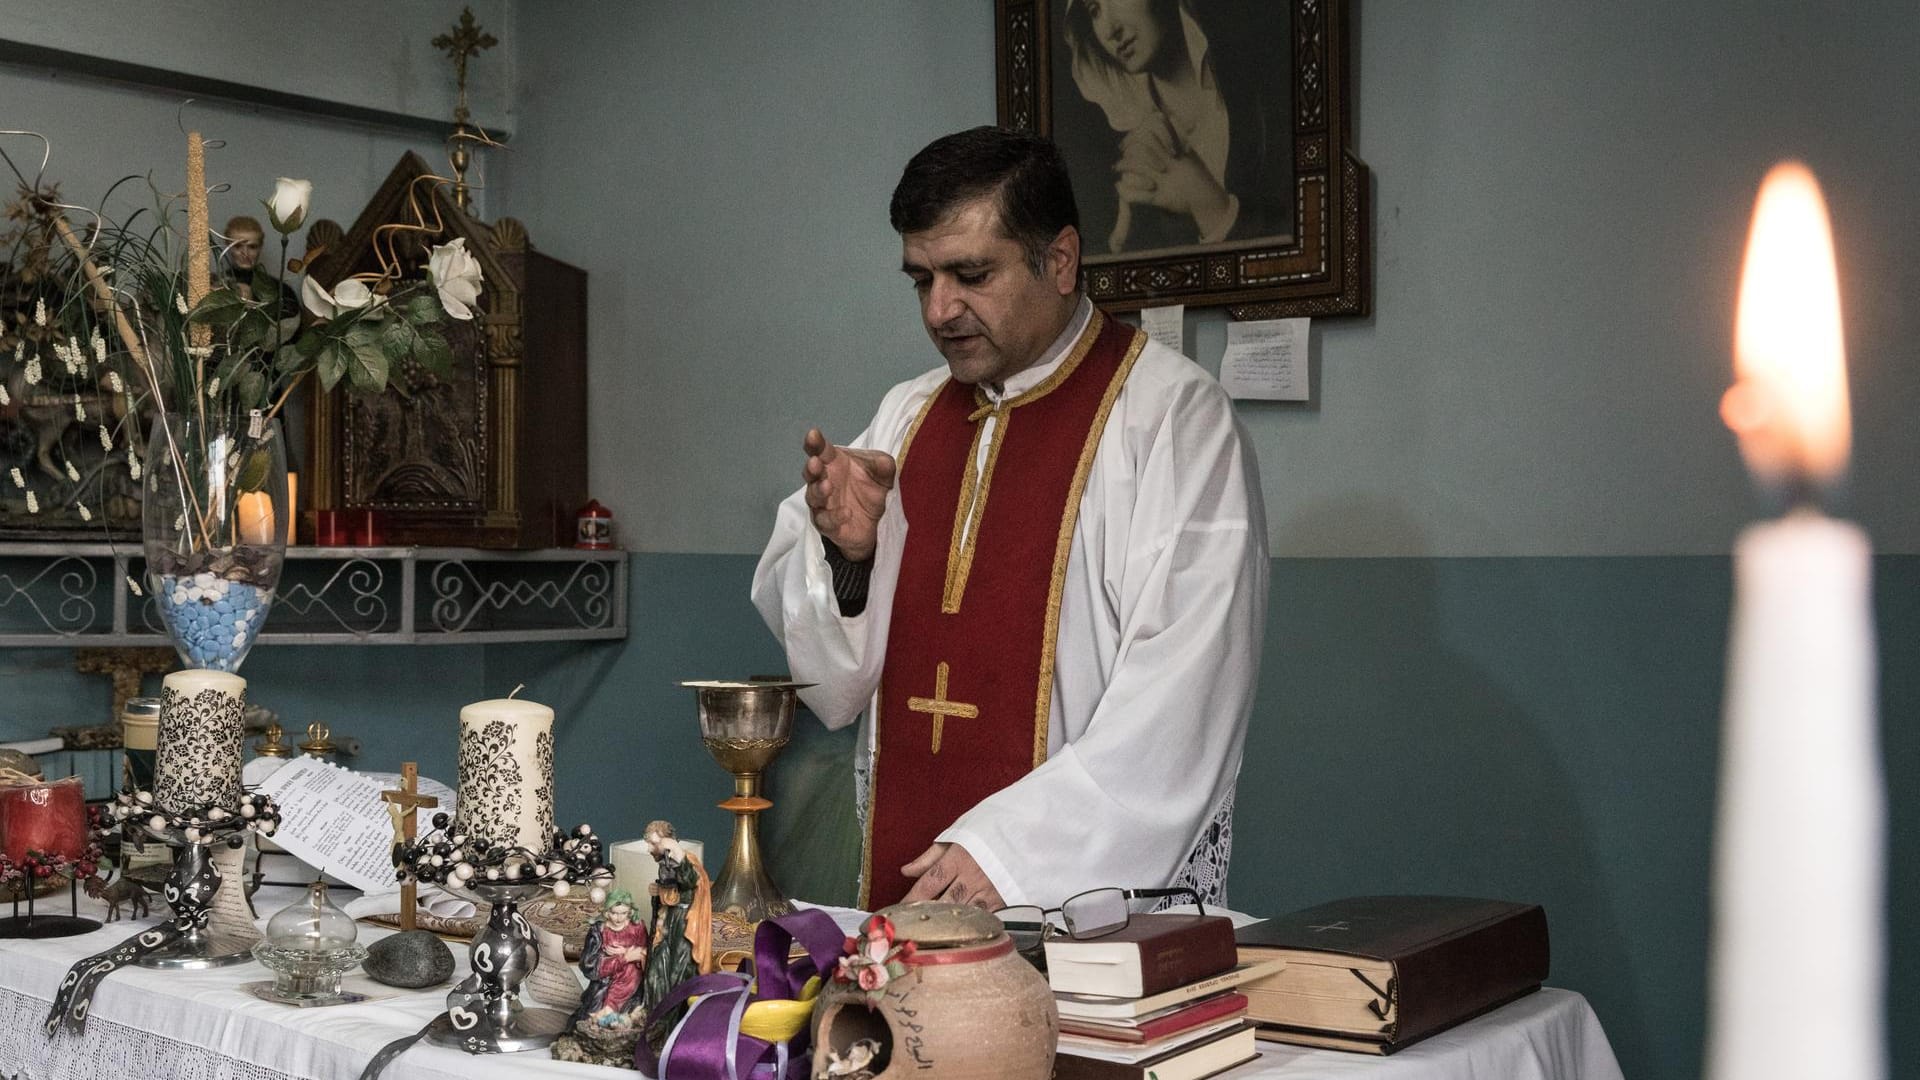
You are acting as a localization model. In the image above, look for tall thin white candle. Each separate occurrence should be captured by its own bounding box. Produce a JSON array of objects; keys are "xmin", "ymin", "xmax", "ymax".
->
[{"xmin": 1707, "ymin": 162, "xmax": 1884, "ymax": 1080}]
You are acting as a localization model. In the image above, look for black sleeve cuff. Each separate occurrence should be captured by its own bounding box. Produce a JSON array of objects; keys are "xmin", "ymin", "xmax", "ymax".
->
[{"xmin": 822, "ymin": 536, "xmax": 872, "ymax": 617}]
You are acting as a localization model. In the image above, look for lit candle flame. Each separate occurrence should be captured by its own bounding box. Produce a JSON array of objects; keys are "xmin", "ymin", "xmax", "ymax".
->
[{"xmin": 1725, "ymin": 161, "xmax": 1850, "ymax": 490}]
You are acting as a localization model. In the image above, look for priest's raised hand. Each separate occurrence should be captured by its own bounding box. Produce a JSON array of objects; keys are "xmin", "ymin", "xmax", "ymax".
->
[{"xmin": 801, "ymin": 428, "xmax": 896, "ymax": 563}]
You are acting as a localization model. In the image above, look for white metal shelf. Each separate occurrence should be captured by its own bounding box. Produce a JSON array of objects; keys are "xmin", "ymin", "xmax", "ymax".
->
[{"xmin": 0, "ymin": 543, "xmax": 627, "ymax": 646}]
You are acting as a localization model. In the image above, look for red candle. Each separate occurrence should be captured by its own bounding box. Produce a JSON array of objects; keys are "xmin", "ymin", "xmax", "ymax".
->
[{"xmin": 0, "ymin": 777, "xmax": 87, "ymax": 863}]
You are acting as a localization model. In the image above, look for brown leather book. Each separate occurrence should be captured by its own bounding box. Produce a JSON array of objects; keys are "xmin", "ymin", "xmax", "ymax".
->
[
  {"xmin": 1044, "ymin": 913, "xmax": 1239, "ymax": 998},
  {"xmin": 1234, "ymin": 896, "xmax": 1549, "ymax": 1053},
  {"xmin": 1051, "ymin": 1021, "xmax": 1259, "ymax": 1080}
]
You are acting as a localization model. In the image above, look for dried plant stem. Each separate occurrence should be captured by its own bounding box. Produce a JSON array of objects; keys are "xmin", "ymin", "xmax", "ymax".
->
[{"xmin": 48, "ymin": 212, "xmax": 214, "ymax": 550}]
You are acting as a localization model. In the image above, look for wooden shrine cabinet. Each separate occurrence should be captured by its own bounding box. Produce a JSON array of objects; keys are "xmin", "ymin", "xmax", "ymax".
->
[{"xmin": 302, "ymin": 152, "xmax": 586, "ymax": 549}]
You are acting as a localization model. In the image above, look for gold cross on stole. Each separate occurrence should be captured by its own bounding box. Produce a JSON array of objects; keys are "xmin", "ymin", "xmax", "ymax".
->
[{"xmin": 906, "ymin": 661, "xmax": 979, "ymax": 754}]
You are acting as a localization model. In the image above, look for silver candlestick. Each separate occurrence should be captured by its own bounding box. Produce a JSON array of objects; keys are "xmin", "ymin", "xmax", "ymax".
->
[{"xmin": 424, "ymin": 881, "xmax": 570, "ymax": 1053}]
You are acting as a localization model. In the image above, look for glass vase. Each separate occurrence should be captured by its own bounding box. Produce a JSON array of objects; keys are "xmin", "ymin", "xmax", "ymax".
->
[{"xmin": 143, "ymin": 408, "xmax": 288, "ymax": 672}]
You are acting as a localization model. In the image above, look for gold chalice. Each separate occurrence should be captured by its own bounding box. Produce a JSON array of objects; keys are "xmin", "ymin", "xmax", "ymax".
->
[{"xmin": 682, "ymin": 680, "xmax": 809, "ymax": 929}]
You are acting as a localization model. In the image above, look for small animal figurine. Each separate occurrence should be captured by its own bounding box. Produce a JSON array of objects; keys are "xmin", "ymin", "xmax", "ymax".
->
[{"xmin": 83, "ymin": 871, "xmax": 152, "ymax": 922}]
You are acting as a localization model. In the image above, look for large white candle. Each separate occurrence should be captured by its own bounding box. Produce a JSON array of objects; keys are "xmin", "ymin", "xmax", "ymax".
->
[
  {"xmin": 153, "ymin": 669, "xmax": 248, "ymax": 816},
  {"xmin": 1707, "ymin": 162, "xmax": 1884, "ymax": 1080},
  {"xmin": 454, "ymin": 696, "xmax": 556, "ymax": 855}
]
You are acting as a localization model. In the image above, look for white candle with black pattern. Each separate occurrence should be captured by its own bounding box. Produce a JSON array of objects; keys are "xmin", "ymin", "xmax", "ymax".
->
[
  {"xmin": 153, "ymin": 669, "xmax": 247, "ymax": 816},
  {"xmin": 454, "ymin": 697, "xmax": 556, "ymax": 855}
]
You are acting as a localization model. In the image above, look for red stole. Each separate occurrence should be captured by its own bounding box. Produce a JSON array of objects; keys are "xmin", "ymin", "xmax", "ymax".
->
[{"xmin": 861, "ymin": 311, "xmax": 1145, "ymax": 908}]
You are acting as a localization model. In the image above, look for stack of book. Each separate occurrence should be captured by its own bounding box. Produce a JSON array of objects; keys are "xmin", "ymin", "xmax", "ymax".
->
[
  {"xmin": 1046, "ymin": 913, "xmax": 1278, "ymax": 1080},
  {"xmin": 1234, "ymin": 895, "xmax": 1551, "ymax": 1055}
]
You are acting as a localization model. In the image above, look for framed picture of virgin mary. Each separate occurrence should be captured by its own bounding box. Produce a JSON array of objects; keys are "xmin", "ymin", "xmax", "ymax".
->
[{"xmin": 995, "ymin": 0, "xmax": 1370, "ymax": 317}]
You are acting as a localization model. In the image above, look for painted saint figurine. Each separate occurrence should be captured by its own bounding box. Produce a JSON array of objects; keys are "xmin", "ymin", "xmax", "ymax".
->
[
  {"xmin": 573, "ymin": 889, "xmax": 650, "ymax": 1029},
  {"xmin": 640, "ymin": 819, "xmax": 715, "ymax": 1041}
]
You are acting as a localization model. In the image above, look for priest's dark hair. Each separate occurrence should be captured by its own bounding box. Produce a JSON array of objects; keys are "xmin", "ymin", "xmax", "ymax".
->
[{"xmin": 890, "ymin": 125, "xmax": 1080, "ymax": 276}]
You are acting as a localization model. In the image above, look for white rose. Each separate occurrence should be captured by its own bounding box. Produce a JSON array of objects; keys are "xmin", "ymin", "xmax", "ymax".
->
[
  {"xmin": 427, "ymin": 238, "xmax": 484, "ymax": 320},
  {"xmin": 265, "ymin": 178, "xmax": 312, "ymax": 234},
  {"xmin": 301, "ymin": 275, "xmax": 386, "ymax": 320}
]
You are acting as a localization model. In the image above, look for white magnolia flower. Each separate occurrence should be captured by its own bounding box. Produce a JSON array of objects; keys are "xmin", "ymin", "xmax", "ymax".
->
[
  {"xmin": 33, "ymin": 298, "xmax": 46, "ymax": 326},
  {"xmin": 427, "ymin": 238, "xmax": 484, "ymax": 320},
  {"xmin": 64, "ymin": 460, "xmax": 78, "ymax": 482},
  {"xmin": 77, "ymin": 503, "xmax": 92, "ymax": 522},
  {"xmin": 24, "ymin": 491, "xmax": 37, "ymax": 514},
  {"xmin": 266, "ymin": 178, "xmax": 313, "ymax": 234},
  {"xmin": 301, "ymin": 275, "xmax": 386, "ymax": 320}
]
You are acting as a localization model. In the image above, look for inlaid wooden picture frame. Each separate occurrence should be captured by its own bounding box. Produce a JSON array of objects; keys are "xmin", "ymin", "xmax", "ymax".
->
[{"xmin": 996, "ymin": 0, "xmax": 1370, "ymax": 317}]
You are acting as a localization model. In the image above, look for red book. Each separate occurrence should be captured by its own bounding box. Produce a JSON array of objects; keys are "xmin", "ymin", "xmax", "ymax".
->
[
  {"xmin": 1057, "ymin": 992, "xmax": 1249, "ymax": 1044},
  {"xmin": 1043, "ymin": 913, "xmax": 1238, "ymax": 998}
]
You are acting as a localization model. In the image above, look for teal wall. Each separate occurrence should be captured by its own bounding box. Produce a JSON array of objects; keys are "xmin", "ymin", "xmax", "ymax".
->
[{"xmin": 486, "ymin": 552, "xmax": 1920, "ymax": 1080}]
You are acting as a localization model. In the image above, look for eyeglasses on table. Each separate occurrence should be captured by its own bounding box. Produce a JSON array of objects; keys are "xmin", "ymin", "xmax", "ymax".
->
[{"xmin": 993, "ymin": 886, "xmax": 1204, "ymax": 954}]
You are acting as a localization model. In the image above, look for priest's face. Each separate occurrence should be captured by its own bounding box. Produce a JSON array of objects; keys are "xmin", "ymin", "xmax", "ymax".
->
[{"xmin": 901, "ymin": 196, "xmax": 1080, "ymax": 387}]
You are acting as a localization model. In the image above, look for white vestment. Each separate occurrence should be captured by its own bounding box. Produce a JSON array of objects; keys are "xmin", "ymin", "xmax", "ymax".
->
[{"xmin": 751, "ymin": 302, "xmax": 1268, "ymax": 908}]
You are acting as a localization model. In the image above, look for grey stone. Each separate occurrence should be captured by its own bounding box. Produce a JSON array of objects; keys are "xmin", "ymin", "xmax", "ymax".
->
[{"xmin": 363, "ymin": 929, "xmax": 456, "ymax": 988}]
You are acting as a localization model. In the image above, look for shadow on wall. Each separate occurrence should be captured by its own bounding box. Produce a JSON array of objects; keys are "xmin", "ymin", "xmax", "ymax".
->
[{"xmin": 1230, "ymin": 494, "xmax": 1646, "ymax": 1071}]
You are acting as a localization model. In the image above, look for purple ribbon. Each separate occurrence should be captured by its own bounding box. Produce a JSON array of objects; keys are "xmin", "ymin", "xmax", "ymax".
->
[{"xmin": 635, "ymin": 907, "xmax": 849, "ymax": 1080}]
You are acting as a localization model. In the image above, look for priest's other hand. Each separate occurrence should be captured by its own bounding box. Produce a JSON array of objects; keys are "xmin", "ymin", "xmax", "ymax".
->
[
  {"xmin": 901, "ymin": 842, "xmax": 1003, "ymax": 910},
  {"xmin": 802, "ymin": 428, "xmax": 895, "ymax": 563}
]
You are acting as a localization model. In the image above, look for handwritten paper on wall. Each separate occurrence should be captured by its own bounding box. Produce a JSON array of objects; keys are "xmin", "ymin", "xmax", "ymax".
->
[
  {"xmin": 1140, "ymin": 304, "xmax": 1186, "ymax": 357},
  {"xmin": 1220, "ymin": 317, "xmax": 1309, "ymax": 401}
]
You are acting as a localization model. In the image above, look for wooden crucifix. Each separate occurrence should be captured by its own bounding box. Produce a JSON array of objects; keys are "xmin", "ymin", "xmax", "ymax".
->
[{"xmin": 379, "ymin": 762, "xmax": 439, "ymax": 932}]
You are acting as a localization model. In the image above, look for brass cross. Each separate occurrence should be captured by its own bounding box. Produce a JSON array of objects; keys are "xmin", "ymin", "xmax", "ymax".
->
[
  {"xmin": 906, "ymin": 661, "xmax": 979, "ymax": 754},
  {"xmin": 380, "ymin": 762, "xmax": 439, "ymax": 932}
]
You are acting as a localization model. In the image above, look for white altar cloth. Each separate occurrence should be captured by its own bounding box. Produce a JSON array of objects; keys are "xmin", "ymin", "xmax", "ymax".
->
[
  {"xmin": 1224, "ymin": 988, "xmax": 1623, "ymax": 1079},
  {"xmin": 0, "ymin": 890, "xmax": 1622, "ymax": 1080}
]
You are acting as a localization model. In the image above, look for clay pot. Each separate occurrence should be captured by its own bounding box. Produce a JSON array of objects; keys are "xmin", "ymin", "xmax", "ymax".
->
[{"xmin": 811, "ymin": 901, "xmax": 1056, "ymax": 1080}]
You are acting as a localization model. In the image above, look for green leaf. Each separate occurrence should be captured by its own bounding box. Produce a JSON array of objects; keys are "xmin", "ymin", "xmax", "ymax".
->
[
  {"xmin": 316, "ymin": 341, "xmax": 349, "ymax": 392},
  {"xmin": 414, "ymin": 328, "xmax": 453, "ymax": 377},
  {"xmin": 294, "ymin": 328, "xmax": 328, "ymax": 359},
  {"xmin": 233, "ymin": 368, "xmax": 267, "ymax": 413},
  {"xmin": 235, "ymin": 444, "xmax": 272, "ymax": 492},
  {"xmin": 228, "ymin": 308, "xmax": 275, "ymax": 355},
  {"xmin": 405, "ymin": 293, "xmax": 443, "ymax": 325},
  {"xmin": 187, "ymin": 288, "xmax": 247, "ymax": 328},
  {"xmin": 380, "ymin": 317, "xmax": 414, "ymax": 363},
  {"xmin": 346, "ymin": 335, "xmax": 389, "ymax": 392}
]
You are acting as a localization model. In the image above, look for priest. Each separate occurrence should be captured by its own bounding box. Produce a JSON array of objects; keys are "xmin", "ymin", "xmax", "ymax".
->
[{"xmin": 752, "ymin": 126, "xmax": 1267, "ymax": 912}]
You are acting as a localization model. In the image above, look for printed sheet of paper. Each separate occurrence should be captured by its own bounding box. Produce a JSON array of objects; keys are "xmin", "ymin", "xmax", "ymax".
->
[
  {"xmin": 1140, "ymin": 304, "xmax": 1186, "ymax": 357},
  {"xmin": 1220, "ymin": 317, "xmax": 1309, "ymax": 401},
  {"xmin": 255, "ymin": 756, "xmax": 402, "ymax": 892}
]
